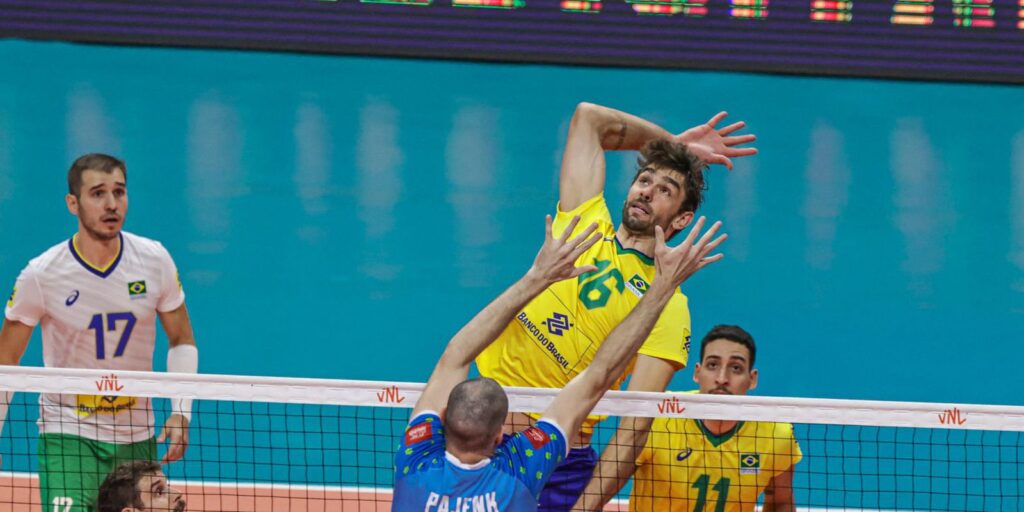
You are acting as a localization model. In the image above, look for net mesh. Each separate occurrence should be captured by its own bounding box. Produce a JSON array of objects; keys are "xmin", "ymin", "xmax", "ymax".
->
[{"xmin": 1, "ymin": 366, "xmax": 1022, "ymax": 511}]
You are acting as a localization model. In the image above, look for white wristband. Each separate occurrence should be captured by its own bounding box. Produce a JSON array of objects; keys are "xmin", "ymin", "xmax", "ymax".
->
[{"xmin": 167, "ymin": 344, "xmax": 199, "ymax": 420}]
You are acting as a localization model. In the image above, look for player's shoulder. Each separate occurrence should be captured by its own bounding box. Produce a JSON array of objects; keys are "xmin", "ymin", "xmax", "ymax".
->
[
  {"xmin": 121, "ymin": 231, "xmax": 173, "ymax": 259},
  {"xmin": 22, "ymin": 238, "xmax": 74, "ymax": 274}
]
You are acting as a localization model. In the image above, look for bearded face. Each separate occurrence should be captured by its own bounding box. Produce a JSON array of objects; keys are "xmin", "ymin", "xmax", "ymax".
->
[{"xmin": 621, "ymin": 167, "xmax": 688, "ymax": 237}]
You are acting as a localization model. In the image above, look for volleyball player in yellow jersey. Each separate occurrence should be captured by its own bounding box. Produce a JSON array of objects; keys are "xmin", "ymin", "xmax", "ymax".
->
[
  {"xmin": 587, "ymin": 325, "xmax": 801, "ymax": 511},
  {"xmin": 476, "ymin": 102, "xmax": 758, "ymax": 511}
]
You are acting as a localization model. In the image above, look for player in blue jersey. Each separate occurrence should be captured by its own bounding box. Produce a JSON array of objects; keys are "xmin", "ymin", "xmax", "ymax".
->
[{"xmin": 393, "ymin": 213, "xmax": 727, "ymax": 511}]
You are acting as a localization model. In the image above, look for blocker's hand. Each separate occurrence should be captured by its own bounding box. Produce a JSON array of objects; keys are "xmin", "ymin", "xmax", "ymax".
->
[
  {"xmin": 652, "ymin": 216, "xmax": 727, "ymax": 287},
  {"xmin": 675, "ymin": 112, "xmax": 758, "ymax": 170},
  {"xmin": 527, "ymin": 214, "xmax": 602, "ymax": 285}
]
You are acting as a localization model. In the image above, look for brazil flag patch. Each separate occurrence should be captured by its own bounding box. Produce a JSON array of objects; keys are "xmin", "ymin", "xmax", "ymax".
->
[
  {"xmin": 128, "ymin": 280, "xmax": 147, "ymax": 297},
  {"xmin": 6, "ymin": 286, "xmax": 15, "ymax": 308},
  {"xmin": 625, "ymin": 273, "xmax": 650, "ymax": 297},
  {"xmin": 740, "ymin": 453, "xmax": 761, "ymax": 474}
]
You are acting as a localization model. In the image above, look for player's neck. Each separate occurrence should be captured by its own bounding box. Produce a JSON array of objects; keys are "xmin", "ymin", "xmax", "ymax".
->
[
  {"xmin": 74, "ymin": 231, "xmax": 121, "ymax": 269},
  {"xmin": 614, "ymin": 225, "xmax": 655, "ymax": 257},
  {"xmin": 701, "ymin": 419, "xmax": 739, "ymax": 437},
  {"xmin": 445, "ymin": 445, "xmax": 491, "ymax": 466}
]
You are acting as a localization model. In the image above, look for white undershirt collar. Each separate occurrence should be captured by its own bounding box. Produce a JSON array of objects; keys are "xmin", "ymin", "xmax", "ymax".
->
[{"xmin": 445, "ymin": 451, "xmax": 491, "ymax": 470}]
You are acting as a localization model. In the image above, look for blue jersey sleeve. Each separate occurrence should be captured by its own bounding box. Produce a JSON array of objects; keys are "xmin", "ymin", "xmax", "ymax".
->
[
  {"xmin": 394, "ymin": 412, "xmax": 446, "ymax": 480},
  {"xmin": 497, "ymin": 420, "xmax": 569, "ymax": 498}
]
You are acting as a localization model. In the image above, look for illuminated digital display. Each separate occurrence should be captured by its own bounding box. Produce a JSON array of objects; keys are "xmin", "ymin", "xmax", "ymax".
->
[
  {"xmin": 811, "ymin": 1, "xmax": 853, "ymax": 22},
  {"xmin": 0, "ymin": 0, "xmax": 1022, "ymax": 83}
]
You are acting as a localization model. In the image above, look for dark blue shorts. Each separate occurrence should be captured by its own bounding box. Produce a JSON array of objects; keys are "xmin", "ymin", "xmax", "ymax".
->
[{"xmin": 538, "ymin": 444, "xmax": 598, "ymax": 512}]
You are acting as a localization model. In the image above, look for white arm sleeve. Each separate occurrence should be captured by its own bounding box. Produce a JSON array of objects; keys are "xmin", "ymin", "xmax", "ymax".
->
[{"xmin": 167, "ymin": 344, "xmax": 199, "ymax": 420}]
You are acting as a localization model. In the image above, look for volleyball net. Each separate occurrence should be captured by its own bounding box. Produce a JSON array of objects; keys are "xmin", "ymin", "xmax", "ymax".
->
[{"xmin": 0, "ymin": 366, "xmax": 1022, "ymax": 511}]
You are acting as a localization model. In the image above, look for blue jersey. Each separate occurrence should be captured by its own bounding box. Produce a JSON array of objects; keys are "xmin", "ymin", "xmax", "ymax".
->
[{"xmin": 393, "ymin": 412, "xmax": 568, "ymax": 511}]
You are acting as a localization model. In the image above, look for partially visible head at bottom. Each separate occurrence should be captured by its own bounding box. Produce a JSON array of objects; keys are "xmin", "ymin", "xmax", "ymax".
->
[
  {"xmin": 96, "ymin": 460, "xmax": 186, "ymax": 512},
  {"xmin": 443, "ymin": 377, "xmax": 510, "ymax": 454}
]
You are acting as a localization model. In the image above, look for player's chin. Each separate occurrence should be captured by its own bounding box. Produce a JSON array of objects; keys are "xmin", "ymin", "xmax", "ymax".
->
[
  {"xmin": 93, "ymin": 222, "xmax": 122, "ymax": 239},
  {"xmin": 622, "ymin": 216, "xmax": 655, "ymax": 235}
]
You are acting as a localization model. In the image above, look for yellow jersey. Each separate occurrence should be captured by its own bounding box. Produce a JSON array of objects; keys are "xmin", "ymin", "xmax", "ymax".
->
[
  {"xmin": 476, "ymin": 194, "xmax": 691, "ymax": 434},
  {"xmin": 631, "ymin": 415, "xmax": 802, "ymax": 512}
]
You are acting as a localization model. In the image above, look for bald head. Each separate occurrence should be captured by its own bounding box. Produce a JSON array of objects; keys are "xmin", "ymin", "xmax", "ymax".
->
[{"xmin": 444, "ymin": 378, "xmax": 509, "ymax": 453}]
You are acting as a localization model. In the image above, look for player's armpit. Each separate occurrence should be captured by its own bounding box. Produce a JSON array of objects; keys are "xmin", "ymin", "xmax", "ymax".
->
[
  {"xmin": 0, "ymin": 319, "xmax": 33, "ymax": 365},
  {"xmin": 762, "ymin": 467, "xmax": 797, "ymax": 512}
]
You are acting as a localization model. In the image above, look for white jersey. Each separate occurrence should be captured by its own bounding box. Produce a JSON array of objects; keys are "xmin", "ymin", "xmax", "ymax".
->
[{"xmin": 5, "ymin": 231, "xmax": 185, "ymax": 443}]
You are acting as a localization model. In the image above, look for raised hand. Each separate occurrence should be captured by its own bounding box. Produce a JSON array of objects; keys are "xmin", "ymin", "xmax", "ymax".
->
[
  {"xmin": 528, "ymin": 215, "xmax": 602, "ymax": 284},
  {"xmin": 652, "ymin": 216, "xmax": 727, "ymax": 287},
  {"xmin": 675, "ymin": 112, "xmax": 758, "ymax": 171}
]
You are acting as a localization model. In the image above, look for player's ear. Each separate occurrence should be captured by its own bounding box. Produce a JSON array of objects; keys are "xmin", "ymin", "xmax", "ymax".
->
[
  {"xmin": 670, "ymin": 210, "xmax": 694, "ymax": 234},
  {"xmin": 748, "ymin": 369, "xmax": 758, "ymax": 392},
  {"xmin": 66, "ymin": 193, "xmax": 79, "ymax": 216},
  {"xmin": 692, "ymin": 363, "xmax": 702, "ymax": 384}
]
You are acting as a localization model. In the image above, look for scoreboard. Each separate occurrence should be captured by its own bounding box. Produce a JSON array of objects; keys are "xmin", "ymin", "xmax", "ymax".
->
[{"xmin": 0, "ymin": 0, "xmax": 1022, "ymax": 83}]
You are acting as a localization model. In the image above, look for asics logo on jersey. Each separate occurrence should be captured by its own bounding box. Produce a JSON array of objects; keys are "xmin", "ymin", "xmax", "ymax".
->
[
  {"xmin": 65, "ymin": 290, "xmax": 80, "ymax": 307},
  {"xmin": 676, "ymin": 448, "xmax": 693, "ymax": 462},
  {"xmin": 543, "ymin": 313, "xmax": 573, "ymax": 336}
]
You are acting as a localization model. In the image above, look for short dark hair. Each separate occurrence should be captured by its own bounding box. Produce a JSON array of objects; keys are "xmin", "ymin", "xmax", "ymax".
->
[
  {"xmin": 635, "ymin": 140, "xmax": 706, "ymax": 213},
  {"xmin": 68, "ymin": 153, "xmax": 127, "ymax": 197},
  {"xmin": 96, "ymin": 459, "xmax": 160, "ymax": 512},
  {"xmin": 444, "ymin": 378, "xmax": 509, "ymax": 453},
  {"xmin": 699, "ymin": 325, "xmax": 756, "ymax": 369}
]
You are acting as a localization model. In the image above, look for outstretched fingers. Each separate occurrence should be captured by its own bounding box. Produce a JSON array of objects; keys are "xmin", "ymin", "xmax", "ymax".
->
[
  {"xmin": 706, "ymin": 111, "xmax": 728, "ymax": 129},
  {"xmin": 694, "ymin": 220, "xmax": 723, "ymax": 250},
  {"xmin": 681, "ymin": 216, "xmax": 707, "ymax": 248},
  {"xmin": 725, "ymin": 147, "xmax": 758, "ymax": 157},
  {"xmin": 717, "ymin": 120, "xmax": 746, "ymax": 136},
  {"xmin": 569, "ymin": 262, "xmax": 600, "ymax": 278},
  {"xmin": 696, "ymin": 232, "xmax": 728, "ymax": 268},
  {"xmin": 557, "ymin": 215, "xmax": 582, "ymax": 243},
  {"xmin": 723, "ymin": 134, "xmax": 756, "ymax": 146},
  {"xmin": 567, "ymin": 231, "xmax": 601, "ymax": 262},
  {"xmin": 566, "ymin": 221, "xmax": 600, "ymax": 250}
]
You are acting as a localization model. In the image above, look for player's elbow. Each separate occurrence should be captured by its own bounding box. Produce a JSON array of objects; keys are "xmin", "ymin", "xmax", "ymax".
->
[{"xmin": 571, "ymin": 102, "xmax": 602, "ymax": 130}]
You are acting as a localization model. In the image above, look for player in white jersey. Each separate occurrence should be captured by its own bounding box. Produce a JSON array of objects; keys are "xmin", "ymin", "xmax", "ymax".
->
[{"xmin": 0, "ymin": 154, "xmax": 200, "ymax": 512}]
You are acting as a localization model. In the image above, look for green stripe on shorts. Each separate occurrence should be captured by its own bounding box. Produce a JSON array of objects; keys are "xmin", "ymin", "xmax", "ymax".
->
[{"xmin": 38, "ymin": 433, "xmax": 156, "ymax": 512}]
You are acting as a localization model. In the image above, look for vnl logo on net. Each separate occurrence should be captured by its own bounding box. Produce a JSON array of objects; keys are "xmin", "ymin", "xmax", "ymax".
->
[
  {"xmin": 657, "ymin": 396, "xmax": 686, "ymax": 415},
  {"xmin": 378, "ymin": 385, "xmax": 406, "ymax": 404},
  {"xmin": 937, "ymin": 407, "xmax": 967, "ymax": 426},
  {"xmin": 95, "ymin": 373, "xmax": 125, "ymax": 392}
]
